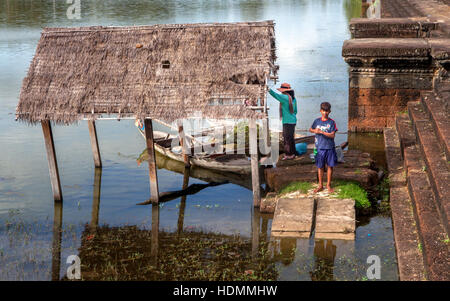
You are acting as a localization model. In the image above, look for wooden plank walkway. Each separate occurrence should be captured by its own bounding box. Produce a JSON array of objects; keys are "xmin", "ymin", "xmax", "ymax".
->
[{"xmin": 271, "ymin": 197, "xmax": 355, "ymax": 240}]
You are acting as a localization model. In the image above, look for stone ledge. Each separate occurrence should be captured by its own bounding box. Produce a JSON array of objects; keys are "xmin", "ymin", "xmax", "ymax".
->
[
  {"xmin": 350, "ymin": 17, "xmax": 439, "ymax": 38},
  {"xmin": 343, "ymin": 38, "xmax": 430, "ymax": 58}
]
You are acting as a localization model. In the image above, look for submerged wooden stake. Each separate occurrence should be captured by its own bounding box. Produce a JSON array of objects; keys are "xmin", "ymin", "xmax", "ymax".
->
[
  {"xmin": 151, "ymin": 203, "xmax": 160, "ymax": 265},
  {"xmin": 88, "ymin": 120, "xmax": 102, "ymax": 168},
  {"xmin": 249, "ymin": 119, "xmax": 261, "ymax": 207},
  {"xmin": 251, "ymin": 208, "xmax": 261, "ymax": 260},
  {"xmin": 51, "ymin": 200, "xmax": 63, "ymax": 281},
  {"xmin": 41, "ymin": 120, "xmax": 62, "ymax": 201},
  {"xmin": 144, "ymin": 119, "xmax": 160, "ymax": 203},
  {"xmin": 90, "ymin": 168, "xmax": 102, "ymax": 230}
]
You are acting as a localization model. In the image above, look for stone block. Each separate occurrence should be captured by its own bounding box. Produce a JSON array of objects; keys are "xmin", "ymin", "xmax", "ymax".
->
[
  {"xmin": 315, "ymin": 198, "xmax": 355, "ymax": 241},
  {"xmin": 271, "ymin": 197, "xmax": 315, "ymax": 238}
]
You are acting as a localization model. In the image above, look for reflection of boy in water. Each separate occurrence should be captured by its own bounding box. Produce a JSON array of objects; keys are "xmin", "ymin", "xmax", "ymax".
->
[
  {"xmin": 279, "ymin": 237, "xmax": 297, "ymax": 265},
  {"xmin": 310, "ymin": 240, "xmax": 337, "ymax": 281}
]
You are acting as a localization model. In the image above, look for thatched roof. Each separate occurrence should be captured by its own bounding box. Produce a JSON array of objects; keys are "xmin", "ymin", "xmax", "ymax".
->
[{"xmin": 16, "ymin": 21, "xmax": 277, "ymax": 124}]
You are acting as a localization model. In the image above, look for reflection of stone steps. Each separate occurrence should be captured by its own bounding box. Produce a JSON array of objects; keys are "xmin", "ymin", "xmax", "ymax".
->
[
  {"xmin": 387, "ymin": 90, "xmax": 450, "ymax": 281},
  {"xmin": 271, "ymin": 197, "xmax": 355, "ymax": 241}
]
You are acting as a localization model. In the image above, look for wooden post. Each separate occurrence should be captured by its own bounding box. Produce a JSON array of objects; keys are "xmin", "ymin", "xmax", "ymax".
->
[
  {"xmin": 51, "ymin": 200, "xmax": 63, "ymax": 281},
  {"xmin": 88, "ymin": 120, "xmax": 102, "ymax": 168},
  {"xmin": 41, "ymin": 120, "xmax": 63, "ymax": 201},
  {"xmin": 90, "ymin": 168, "xmax": 102, "ymax": 231},
  {"xmin": 144, "ymin": 119, "xmax": 160, "ymax": 203},
  {"xmin": 177, "ymin": 167, "xmax": 190, "ymax": 235},
  {"xmin": 177, "ymin": 121, "xmax": 190, "ymax": 167},
  {"xmin": 261, "ymin": 216, "xmax": 269, "ymax": 243},
  {"xmin": 249, "ymin": 119, "xmax": 261, "ymax": 207},
  {"xmin": 251, "ymin": 208, "xmax": 260, "ymax": 260},
  {"xmin": 151, "ymin": 203, "xmax": 160, "ymax": 265}
]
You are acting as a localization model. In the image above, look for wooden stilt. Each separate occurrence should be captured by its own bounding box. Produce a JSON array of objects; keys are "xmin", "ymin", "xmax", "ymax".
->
[
  {"xmin": 261, "ymin": 217, "xmax": 269, "ymax": 242},
  {"xmin": 41, "ymin": 120, "xmax": 63, "ymax": 201},
  {"xmin": 249, "ymin": 119, "xmax": 261, "ymax": 207},
  {"xmin": 51, "ymin": 200, "xmax": 63, "ymax": 281},
  {"xmin": 88, "ymin": 120, "xmax": 102, "ymax": 168},
  {"xmin": 177, "ymin": 122, "xmax": 190, "ymax": 167},
  {"xmin": 144, "ymin": 119, "xmax": 160, "ymax": 203},
  {"xmin": 177, "ymin": 167, "xmax": 190, "ymax": 235},
  {"xmin": 251, "ymin": 208, "xmax": 261, "ymax": 259},
  {"xmin": 151, "ymin": 203, "xmax": 160, "ymax": 265},
  {"xmin": 90, "ymin": 168, "xmax": 102, "ymax": 230}
]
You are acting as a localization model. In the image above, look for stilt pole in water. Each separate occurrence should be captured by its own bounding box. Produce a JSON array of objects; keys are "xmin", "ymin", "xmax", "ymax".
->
[
  {"xmin": 249, "ymin": 118, "xmax": 261, "ymax": 207},
  {"xmin": 88, "ymin": 120, "xmax": 102, "ymax": 168},
  {"xmin": 51, "ymin": 200, "xmax": 63, "ymax": 281},
  {"xmin": 90, "ymin": 168, "xmax": 102, "ymax": 230},
  {"xmin": 144, "ymin": 118, "xmax": 160, "ymax": 203},
  {"xmin": 251, "ymin": 208, "xmax": 261, "ymax": 260},
  {"xmin": 177, "ymin": 167, "xmax": 190, "ymax": 235},
  {"xmin": 151, "ymin": 203, "xmax": 160, "ymax": 265},
  {"xmin": 41, "ymin": 120, "xmax": 63, "ymax": 201}
]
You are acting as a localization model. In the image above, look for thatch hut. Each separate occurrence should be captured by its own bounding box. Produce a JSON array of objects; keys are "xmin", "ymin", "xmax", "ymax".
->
[
  {"xmin": 15, "ymin": 21, "xmax": 277, "ymax": 205},
  {"xmin": 16, "ymin": 21, "xmax": 276, "ymax": 124}
]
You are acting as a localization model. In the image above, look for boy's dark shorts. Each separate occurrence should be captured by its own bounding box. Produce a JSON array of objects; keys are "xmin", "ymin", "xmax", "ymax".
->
[{"xmin": 315, "ymin": 149, "xmax": 337, "ymax": 168}]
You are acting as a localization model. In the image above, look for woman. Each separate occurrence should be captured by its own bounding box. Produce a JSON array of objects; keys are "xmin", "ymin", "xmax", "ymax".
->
[{"xmin": 269, "ymin": 83, "xmax": 298, "ymax": 160}]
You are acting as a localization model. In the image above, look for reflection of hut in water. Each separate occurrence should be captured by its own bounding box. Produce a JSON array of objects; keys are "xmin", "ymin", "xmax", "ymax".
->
[{"xmin": 77, "ymin": 224, "xmax": 277, "ymax": 281}]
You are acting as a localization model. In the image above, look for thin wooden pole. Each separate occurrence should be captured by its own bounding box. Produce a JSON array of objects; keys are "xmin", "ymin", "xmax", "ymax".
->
[
  {"xmin": 90, "ymin": 168, "xmax": 102, "ymax": 231},
  {"xmin": 177, "ymin": 122, "xmax": 190, "ymax": 167},
  {"xmin": 41, "ymin": 120, "xmax": 62, "ymax": 201},
  {"xmin": 88, "ymin": 120, "xmax": 102, "ymax": 168},
  {"xmin": 261, "ymin": 216, "xmax": 269, "ymax": 243},
  {"xmin": 144, "ymin": 119, "xmax": 160, "ymax": 203},
  {"xmin": 249, "ymin": 119, "xmax": 261, "ymax": 207},
  {"xmin": 177, "ymin": 167, "xmax": 190, "ymax": 235},
  {"xmin": 151, "ymin": 203, "xmax": 160, "ymax": 265},
  {"xmin": 51, "ymin": 200, "xmax": 63, "ymax": 281},
  {"xmin": 251, "ymin": 207, "xmax": 260, "ymax": 260}
]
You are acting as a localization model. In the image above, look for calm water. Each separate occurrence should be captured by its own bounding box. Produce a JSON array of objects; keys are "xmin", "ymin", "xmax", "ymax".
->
[{"xmin": 0, "ymin": 0, "xmax": 398, "ymax": 280}]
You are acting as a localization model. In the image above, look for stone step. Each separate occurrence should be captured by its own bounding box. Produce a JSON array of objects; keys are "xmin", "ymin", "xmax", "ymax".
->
[
  {"xmin": 421, "ymin": 92, "xmax": 450, "ymax": 162},
  {"xmin": 385, "ymin": 127, "xmax": 425, "ymax": 280},
  {"xmin": 403, "ymin": 143, "xmax": 450, "ymax": 281},
  {"xmin": 395, "ymin": 113, "xmax": 416, "ymax": 158},
  {"xmin": 384, "ymin": 127, "xmax": 407, "ymax": 187},
  {"xmin": 408, "ymin": 101, "xmax": 450, "ymax": 236},
  {"xmin": 265, "ymin": 161, "xmax": 379, "ymax": 192},
  {"xmin": 271, "ymin": 197, "xmax": 315, "ymax": 238},
  {"xmin": 270, "ymin": 196, "xmax": 355, "ymax": 240},
  {"xmin": 314, "ymin": 198, "xmax": 355, "ymax": 241}
]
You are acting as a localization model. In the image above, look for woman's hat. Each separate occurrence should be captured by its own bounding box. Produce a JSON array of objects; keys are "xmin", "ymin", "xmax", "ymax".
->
[{"xmin": 277, "ymin": 83, "xmax": 293, "ymax": 92}]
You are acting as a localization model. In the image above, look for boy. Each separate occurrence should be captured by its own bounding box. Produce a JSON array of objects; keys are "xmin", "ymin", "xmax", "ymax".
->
[{"xmin": 309, "ymin": 102, "xmax": 338, "ymax": 193}]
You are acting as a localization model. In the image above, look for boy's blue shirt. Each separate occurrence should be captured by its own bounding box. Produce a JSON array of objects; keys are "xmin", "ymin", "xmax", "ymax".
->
[
  {"xmin": 269, "ymin": 88, "xmax": 297, "ymax": 124},
  {"xmin": 311, "ymin": 117, "xmax": 337, "ymax": 150}
]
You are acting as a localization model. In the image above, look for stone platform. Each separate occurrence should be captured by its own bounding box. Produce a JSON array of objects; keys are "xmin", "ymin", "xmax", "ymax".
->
[
  {"xmin": 271, "ymin": 196, "xmax": 355, "ymax": 241},
  {"xmin": 264, "ymin": 149, "xmax": 379, "ymax": 192}
]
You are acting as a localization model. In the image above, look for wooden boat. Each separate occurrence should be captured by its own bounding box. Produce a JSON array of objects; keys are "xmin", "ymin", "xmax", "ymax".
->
[{"xmin": 137, "ymin": 123, "xmax": 315, "ymax": 175}]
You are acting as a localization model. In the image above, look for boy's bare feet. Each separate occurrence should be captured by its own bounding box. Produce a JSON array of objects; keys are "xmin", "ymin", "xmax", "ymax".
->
[
  {"xmin": 314, "ymin": 186, "xmax": 324, "ymax": 193},
  {"xmin": 327, "ymin": 186, "xmax": 334, "ymax": 193}
]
